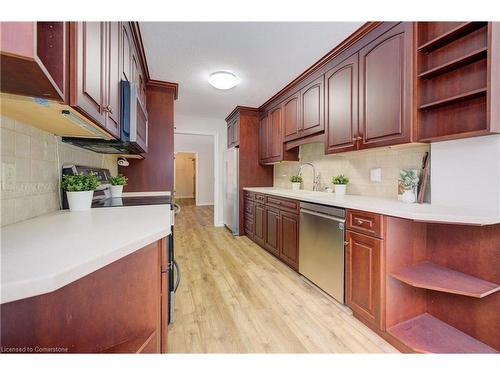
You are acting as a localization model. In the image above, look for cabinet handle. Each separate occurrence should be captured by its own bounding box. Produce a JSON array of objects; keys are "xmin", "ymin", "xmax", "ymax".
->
[
  {"xmin": 344, "ymin": 241, "xmax": 349, "ymax": 246},
  {"xmin": 356, "ymin": 136, "xmax": 362, "ymax": 141},
  {"xmin": 352, "ymin": 137, "xmax": 357, "ymax": 142},
  {"xmin": 103, "ymin": 105, "xmax": 113, "ymax": 113},
  {"xmin": 355, "ymin": 218, "xmax": 364, "ymax": 225}
]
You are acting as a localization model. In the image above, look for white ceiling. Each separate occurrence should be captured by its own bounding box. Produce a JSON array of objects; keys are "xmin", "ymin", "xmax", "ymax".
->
[{"xmin": 140, "ymin": 22, "xmax": 363, "ymax": 120}]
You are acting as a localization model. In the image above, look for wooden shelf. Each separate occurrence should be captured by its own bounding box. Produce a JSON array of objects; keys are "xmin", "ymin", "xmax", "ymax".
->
[
  {"xmin": 388, "ymin": 313, "xmax": 497, "ymax": 353},
  {"xmin": 419, "ymin": 87, "xmax": 487, "ymax": 111},
  {"xmin": 418, "ymin": 47, "xmax": 488, "ymax": 79},
  {"xmin": 418, "ymin": 22, "xmax": 488, "ymax": 52},
  {"xmin": 102, "ymin": 330, "xmax": 156, "ymax": 353},
  {"xmin": 390, "ymin": 261, "xmax": 500, "ymax": 298}
]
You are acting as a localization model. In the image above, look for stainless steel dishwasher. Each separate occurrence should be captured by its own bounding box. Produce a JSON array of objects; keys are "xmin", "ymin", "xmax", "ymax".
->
[{"xmin": 299, "ymin": 202, "xmax": 345, "ymax": 303}]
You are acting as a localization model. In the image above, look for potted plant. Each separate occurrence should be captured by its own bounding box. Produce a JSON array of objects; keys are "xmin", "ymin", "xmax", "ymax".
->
[
  {"xmin": 62, "ymin": 172, "xmax": 100, "ymax": 211},
  {"xmin": 290, "ymin": 175, "xmax": 303, "ymax": 191},
  {"xmin": 398, "ymin": 169, "xmax": 419, "ymax": 203},
  {"xmin": 332, "ymin": 174, "xmax": 349, "ymax": 195},
  {"xmin": 109, "ymin": 174, "xmax": 128, "ymax": 198}
]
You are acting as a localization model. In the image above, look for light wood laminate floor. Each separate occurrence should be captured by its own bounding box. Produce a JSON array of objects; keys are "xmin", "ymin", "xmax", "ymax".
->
[{"xmin": 168, "ymin": 201, "xmax": 397, "ymax": 353}]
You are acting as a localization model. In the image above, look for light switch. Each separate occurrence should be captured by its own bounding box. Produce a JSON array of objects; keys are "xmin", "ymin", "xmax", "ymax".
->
[
  {"xmin": 370, "ymin": 167, "xmax": 382, "ymax": 182},
  {"xmin": 2, "ymin": 162, "xmax": 16, "ymax": 191}
]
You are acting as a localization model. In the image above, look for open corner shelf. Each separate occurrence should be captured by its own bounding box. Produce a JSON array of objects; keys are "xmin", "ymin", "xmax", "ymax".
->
[
  {"xmin": 388, "ymin": 313, "xmax": 497, "ymax": 353},
  {"xmin": 418, "ymin": 47, "xmax": 488, "ymax": 79},
  {"xmin": 417, "ymin": 22, "xmax": 488, "ymax": 53},
  {"xmin": 419, "ymin": 87, "xmax": 487, "ymax": 111},
  {"xmin": 390, "ymin": 261, "xmax": 500, "ymax": 298}
]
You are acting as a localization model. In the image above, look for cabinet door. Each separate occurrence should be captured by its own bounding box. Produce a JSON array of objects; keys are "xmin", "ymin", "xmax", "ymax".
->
[
  {"xmin": 259, "ymin": 113, "xmax": 270, "ymax": 162},
  {"xmin": 300, "ymin": 76, "xmax": 324, "ymax": 137},
  {"xmin": 265, "ymin": 207, "xmax": 280, "ymax": 257},
  {"xmin": 121, "ymin": 23, "xmax": 132, "ymax": 81},
  {"xmin": 254, "ymin": 204, "xmax": 266, "ymax": 246},
  {"xmin": 104, "ymin": 22, "xmax": 121, "ymax": 138},
  {"xmin": 359, "ymin": 22, "xmax": 412, "ymax": 149},
  {"xmin": 345, "ymin": 230, "xmax": 383, "ymax": 330},
  {"xmin": 227, "ymin": 122, "xmax": 234, "ymax": 148},
  {"xmin": 279, "ymin": 211, "xmax": 299, "ymax": 270},
  {"xmin": 282, "ymin": 92, "xmax": 300, "ymax": 142},
  {"xmin": 74, "ymin": 21, "xmax": 106, "ymax": 127},
  {"xmin": 325, "ymin": 53, "xmax": 359, "ymax": 154},
  {"xmin": 269, "ymin": 106, "xmax": 283, "ymax": 160}
]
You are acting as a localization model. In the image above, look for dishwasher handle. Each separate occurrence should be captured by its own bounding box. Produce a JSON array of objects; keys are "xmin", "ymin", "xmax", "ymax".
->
[{"xmin": 300, "ymin": 208, "xmax": 345, "ymax": 223}]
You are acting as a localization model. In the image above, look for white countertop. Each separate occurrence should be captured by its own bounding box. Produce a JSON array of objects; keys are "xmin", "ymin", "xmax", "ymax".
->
[
  {"xmin": 1, "ymin": 204, "xmax": 172, "ymax": 304},
  {"xmin": 244, "ymin": 187, "xmax": 500, "ymax": 226}
]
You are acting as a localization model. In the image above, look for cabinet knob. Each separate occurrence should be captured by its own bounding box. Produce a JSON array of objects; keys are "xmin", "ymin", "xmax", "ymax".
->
[
  {"xmin": 352, "ymin": 137, "xmax": 357, "ymax": 142},
  {"xmin": 104, "ymin": 105, "xmax": 113, "ymax": 113},
  {"xmin": 357, "ymin": 136, "xmax": 362, "ymax": 141},
  {"xmin": 355, "ymin": 218, "xmax": 364, "ymax": 225},
  {"xmin": 344, "ymin": 241, "xmax": 349, "ymax": 246}
]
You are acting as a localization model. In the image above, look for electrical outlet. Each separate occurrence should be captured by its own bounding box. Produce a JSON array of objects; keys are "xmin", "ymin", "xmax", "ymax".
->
[
  {"xmin": 370, "ymin": 167, "xmax": 382, "ymax": 182},
  {"xmin": 2, "ymin": 162, "xmax": 16, "ymax": 190}
]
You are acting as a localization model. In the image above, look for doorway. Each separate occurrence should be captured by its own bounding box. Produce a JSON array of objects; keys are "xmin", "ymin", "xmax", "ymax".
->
[{"xmin": 174, "ymin": 152, "xmax": 197, "ymax": 203}]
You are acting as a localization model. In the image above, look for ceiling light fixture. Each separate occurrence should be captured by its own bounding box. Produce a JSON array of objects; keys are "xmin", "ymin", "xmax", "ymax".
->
[{"xmin": 208, "ymin": 71, "xmax": 239, "ymax": 90}]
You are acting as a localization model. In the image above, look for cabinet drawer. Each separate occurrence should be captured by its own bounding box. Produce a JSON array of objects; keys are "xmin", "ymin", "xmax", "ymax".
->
[
  {"xmin": 244, "ymin": 191, "xmax": 255, "ymax": 201},
  {"xmin": 254, "ymin": 193, "xmax": 266, "ymax": 203},
  {"xmin": 346, "ymin": 209, "xmax": 383, "ymax": 238},
  {"xmin": 244, "ymin": 200, "xmax": 254, "ymax": 217},
  {"xmin": 266, "ymin": 195, "xmax": 299, "ymax": 213},
  {"xmin": 244, "ymin": 213, "xmax": 254, "ymax": 235}
]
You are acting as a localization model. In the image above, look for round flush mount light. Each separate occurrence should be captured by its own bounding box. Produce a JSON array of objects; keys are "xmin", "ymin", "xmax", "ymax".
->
[{"xmin": 208, "ymin": 71, "xmax": 239, "ymax": 90}]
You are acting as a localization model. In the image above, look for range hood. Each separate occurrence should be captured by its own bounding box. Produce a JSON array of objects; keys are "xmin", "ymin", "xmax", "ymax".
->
[{"xmin": 62, "ymin": 81, "xmax": 148, "ymax": 155}]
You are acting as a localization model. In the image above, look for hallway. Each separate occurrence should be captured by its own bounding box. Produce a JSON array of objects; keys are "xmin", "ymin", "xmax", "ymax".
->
[{"xmin": 168, "ymin": 202, "xmax": 397, "ymax": 353}]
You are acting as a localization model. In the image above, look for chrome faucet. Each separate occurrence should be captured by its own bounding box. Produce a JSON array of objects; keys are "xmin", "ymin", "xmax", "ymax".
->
[{"xmin": 297, "ymin": 162, "xmax": 320, "ymax": 191}]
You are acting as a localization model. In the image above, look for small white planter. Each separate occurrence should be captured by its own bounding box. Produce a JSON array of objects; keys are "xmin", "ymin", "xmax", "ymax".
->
[
  {"xmin": 334, "ymin": 184, "xmax": 347, "ymax": 195},
  {"xmin": 402, "ymin": 189, "xmax": 416, "ymax": 204},
  {"xmin": 291, "ymin": 182, "xmax": 301, "ymax": 191},
  {"xmin": 66, "ymin": 190, "xmax": 94, "ymax": 211},
  {"xmin": 110, "ymin": 185, "xmax": 124, "ymax": 198}
]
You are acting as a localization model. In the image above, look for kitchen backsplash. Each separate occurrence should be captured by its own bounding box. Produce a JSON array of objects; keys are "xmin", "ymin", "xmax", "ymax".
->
[
  {"xmin": 0, "ymin": 115, "xmax": 118, "ymax": 226},
  {"xmin": 274, "ymin": 142, "xmax": 430, "ymax": 199}
]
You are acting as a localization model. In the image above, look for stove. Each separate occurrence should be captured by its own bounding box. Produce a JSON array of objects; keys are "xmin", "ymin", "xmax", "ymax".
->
[{"xmin": 91, "ymin": 195, "xmax": 172, "ymax": 208}]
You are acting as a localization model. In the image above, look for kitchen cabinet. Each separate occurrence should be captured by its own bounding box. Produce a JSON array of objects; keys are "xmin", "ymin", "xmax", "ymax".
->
[
  {"xmin": 244, "ymin": 191, "xmax": 300, "ymax": 271},
  {"xmin": 265, "ymin": 206, "xmax": 280, "ymax": 257},
  {"xmin": 71, "ymin": 22, "xmax": 107, "ymax": 129},
  {"xmin": 259, "ymin": 106, "xmax": 299, "ymax": 165},
  {"xmin": 325, "ymin": 53, "xmax": 359, "ymax": 154},
  {"xmin": 282, "ymin": 91, "xmax": 301, "ymax": 141},
  {"xmin": 279, "ymin": 211, "xmax": 299, "ymax": 270},
  {"xmin": 345, "ymin": 230, "xmax": 383, "ymax": 331},
  {"xmin": 105, "ymin": 22, "xmax": 121, "ymax": 137},
  {"xmin": 299, "ymin": 76, "xmax": 324, "ymax": 137},
  {"xmin": 227, "ymin": 116, "xmax": 239, "ymax": 148},
  {"xmin": 358, "ymin": 22, "xmax": 412, "ymax": 149},
  {"xmin": 254, "ymin": 204, "xmax": 266, "ymax": 246}
]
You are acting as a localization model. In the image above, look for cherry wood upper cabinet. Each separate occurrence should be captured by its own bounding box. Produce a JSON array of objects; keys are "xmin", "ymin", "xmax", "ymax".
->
[
  {"xmin": 71, "ymin": 22, "xmax": 107, "ymax": 128},
  {"xmin": 259, "ymin": 113, "xmax": 270, "ymax": 162},
  {"xmin": 279, "ymin": 211, "xmax": 299, "ymax": 270},
  {"xmin": 345, "ymin": 230, "xmax": 384, "ymax": 330},
  {"xmin": 105, "ymin": 22, "xmax": 121, "ymax": 138},
  {"xmin": 227, "ymin": 116, "xmax": 239, "ymax": 148},
  {"xmin": 325, "ymin": 53, "xmax": 359, "ymax": 154},
  {"xmin": 282, "ymin": 91, "xmax": 301, "ymax": 142},
  {"xmin": 269, "ymin": 105, "xmax": 283, "ymax": 160},
  {"xmin": 358, "ymin": 22, "xmax": 413, "ymax": 149},
  {"xmin": 300, "ymin": 76, "xmax": 324, "ymax": 137}
]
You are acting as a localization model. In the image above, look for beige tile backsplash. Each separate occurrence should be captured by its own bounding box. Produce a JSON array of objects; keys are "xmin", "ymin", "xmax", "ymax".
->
[
  {"xmin": 1, "ymin": 115, "xmax": 118, "ymax": 226},
  {"xmin": 274, "ymin": 142, "xmax": 430, "ymax": 198}
]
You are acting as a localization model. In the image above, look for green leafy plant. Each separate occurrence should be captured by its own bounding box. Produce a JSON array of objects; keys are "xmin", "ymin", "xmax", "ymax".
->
[
  {"xmin": 332, "ymin": 174, "xmax": 349, "ymax": 185},
  {"xmin": 61, "ymin": 172, "xmax": 100, "ymax": 192},
  {"xmin": 399, "ymin": 169, "xmax": 419, "ymax": 190},
  {"xmin": 109, "ymin": 174, "xmax": 128, "ymax": 186},
  {"xmin": 290, "ymin": 175, "xmax": 303, "ymax": 183}
]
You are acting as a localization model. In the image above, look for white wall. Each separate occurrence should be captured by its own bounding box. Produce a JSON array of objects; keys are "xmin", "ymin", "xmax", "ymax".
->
[
  {"xmin": 431, "ymin": 134, "xmax": 500, "ymax": 215},
  {"xmin": 174, "ymin": 114, "xmax": 226, "ymax": 226},
  {"xmin": 174, "ymin": 135, "xmax": 214, "ymax": 205}
]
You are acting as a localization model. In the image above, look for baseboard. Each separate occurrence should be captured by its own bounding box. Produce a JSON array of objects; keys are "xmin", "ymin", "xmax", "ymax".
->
[{"xmin": 196, "ymin": 202, "xmax": 214, "ymax": 206}]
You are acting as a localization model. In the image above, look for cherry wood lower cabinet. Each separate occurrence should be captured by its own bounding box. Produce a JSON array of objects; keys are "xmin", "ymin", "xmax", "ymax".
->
[
  {"xmin": 244, "ymin": 192, "xmax": 299, "ymax": 271},
  {"xmin": 345, "ymin": 230, "xmax": 384, "ymax": 331},
  {"xmin": 0, "ymin": 238, "xmax": 170, "ymax": 354}
]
